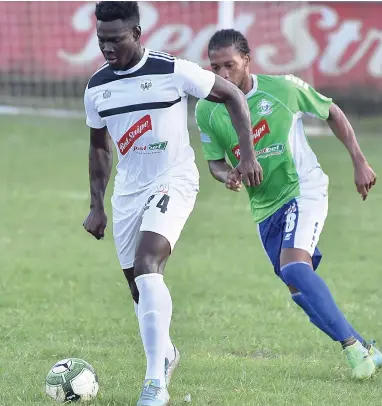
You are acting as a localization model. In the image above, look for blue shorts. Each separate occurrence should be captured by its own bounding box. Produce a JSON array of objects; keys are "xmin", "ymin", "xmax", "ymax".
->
[{"xmin": 257, "ymin": 196, "xmax": 328, "ymax": 277}]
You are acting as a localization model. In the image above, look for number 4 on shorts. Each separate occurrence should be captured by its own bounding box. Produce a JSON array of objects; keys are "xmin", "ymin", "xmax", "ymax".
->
[{"xmin": 156, "ymin": 194, "xmax": 170, "ymax": 213}]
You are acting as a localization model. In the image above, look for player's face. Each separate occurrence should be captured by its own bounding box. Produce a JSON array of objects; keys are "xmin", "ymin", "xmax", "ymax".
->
[
  {"xmin": 97, "ymin": 19, "xmax": 141, "ymax": 70},
  {"xmin": 209, "ymin": 46, "xmax": 250, "ymax": 90}
]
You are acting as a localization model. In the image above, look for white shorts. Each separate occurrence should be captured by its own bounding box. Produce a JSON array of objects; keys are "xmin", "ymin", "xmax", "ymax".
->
[
  {"xmin": 283, "ymin": 194, "xmax": 328, "ymax": 256},
  {"xmin": 112, "ymin": 181, "xmax": 198, "ymax": 269},
  {"xmin": 257, "ymin": 193, "xmax": 328, "ymax": 275}
]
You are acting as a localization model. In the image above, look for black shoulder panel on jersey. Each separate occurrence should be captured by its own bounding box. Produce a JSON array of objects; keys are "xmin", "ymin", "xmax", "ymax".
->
[{"xmin": 88, "ymin": 57, "xmax": 175, "ymax": 89}]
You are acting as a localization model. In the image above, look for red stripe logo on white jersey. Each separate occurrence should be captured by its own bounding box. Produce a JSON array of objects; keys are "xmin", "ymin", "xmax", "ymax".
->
[{"xmin": 118, "ymin": 115, "xmax": 152, "ymax": 155}]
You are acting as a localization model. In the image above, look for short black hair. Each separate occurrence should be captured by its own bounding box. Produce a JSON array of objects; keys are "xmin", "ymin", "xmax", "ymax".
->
[
  {"xmin": 95, "ymin": 1, "xmax": 140, "ymax": 25},
  {"xmin": 208, "ymin": 29, "xmax": 250, "ymax": 56}
]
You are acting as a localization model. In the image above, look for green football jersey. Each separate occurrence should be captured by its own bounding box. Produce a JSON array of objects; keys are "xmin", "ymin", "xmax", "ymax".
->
[{"xmin": 195, "ymin": 74, "xmax": 332, "ymax": 223}]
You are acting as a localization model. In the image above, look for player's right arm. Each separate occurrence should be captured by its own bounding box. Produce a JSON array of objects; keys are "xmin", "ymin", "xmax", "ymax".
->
[
  {"xmin": 286, "ymin": 74, "xmax": 377, "ymax": 200},
  {"xmin": 327, "ymin": 104, "xmax": 376, "ymax": 200},
  {"xmin": 82, "ymin": 88, "xmax": 113, "ymax": 240},
  {"xmin": 195, "ymin": 102, "xmax": 242, "ymax": 192}
]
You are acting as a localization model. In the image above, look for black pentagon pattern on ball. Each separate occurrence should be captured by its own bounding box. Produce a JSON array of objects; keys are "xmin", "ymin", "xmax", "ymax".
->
[
  {"xmin": 65, "ymin": 389, "xmax": 81, "ymax": 402},
  {"xmin": 56, "ymin": 361, "xmax": 71, "ymax": 371}
]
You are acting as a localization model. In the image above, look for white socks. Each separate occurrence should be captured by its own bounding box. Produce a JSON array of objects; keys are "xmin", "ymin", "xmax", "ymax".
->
[
  {"xmin": 134, "ymin": 301, "xmax": 176, "ymax": 363},
  {"xmin": 135, "ymin": 273, "xmax": 173, "ymax": 386}
]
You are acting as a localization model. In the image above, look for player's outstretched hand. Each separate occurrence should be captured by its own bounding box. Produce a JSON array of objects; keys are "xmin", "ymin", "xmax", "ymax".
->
[
  {"xmin": 233, "ymin": 156, "xmax": 263, "ymax": 187},
  {"xmin": 83, "ymin": 208, "xmax": 107, "ymax": 240},
  {"xmin": 354, "ymin": 160, "xmax": 377, "ymax": 201},
  {"xmin": 225, "ymin": 169, "xmax": 242, "ymax": 192}
]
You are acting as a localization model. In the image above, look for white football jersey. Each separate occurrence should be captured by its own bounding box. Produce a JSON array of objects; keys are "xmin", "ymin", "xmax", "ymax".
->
[{"xmin": 84, "ymin": 48, "xmax": 215, "ymax": 195}]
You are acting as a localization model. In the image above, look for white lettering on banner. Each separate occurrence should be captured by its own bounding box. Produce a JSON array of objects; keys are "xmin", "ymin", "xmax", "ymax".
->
[
  {"xmin": 56, "ymin": 2, "xmax": 382, "ymax": 79},
  {"xmin": 185, "ymin": 24, "xmax": 217, "ymax": 66},
  {"xmin": 146, "ymin": 25, "xmax": 193, "ymax": 54},
  {"xmin": 319, "ymin": 21, "xmax": 362, "ymax": 75},
  {"xmin": 140, "ymin": 2, "xmax": 160, "ymax": 32},
  {"xmin": 367, "ymin": 30, "xmax": 382, "ymax": 77},
  {"xmin": 57, "ymin": 3, "xmax": 99, "ymax": 65},
  {"xmin": 320, "ymin": 23, "xmax": 382, "ymax": 77},
  {"xmin": 256, "ymin": 6, "xmax": 337, "ymax": 73}
]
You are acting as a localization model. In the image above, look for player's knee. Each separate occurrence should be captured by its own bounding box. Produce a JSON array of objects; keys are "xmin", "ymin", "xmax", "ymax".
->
[
  {"xmin": 134, "ymin": 253, "xmax": 161, "ymax": 278},
  {"xmin": 288, "ymin": 284, "xmax": 299, "ymax": 294}
]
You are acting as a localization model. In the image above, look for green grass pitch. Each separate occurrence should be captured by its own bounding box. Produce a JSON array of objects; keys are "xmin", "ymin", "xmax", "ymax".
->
[{"xmin": 1, "ymin": 115, "xmax": 381, "ymax": 405}]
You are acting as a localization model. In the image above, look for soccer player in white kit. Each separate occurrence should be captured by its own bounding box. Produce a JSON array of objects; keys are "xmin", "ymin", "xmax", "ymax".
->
[{"xmin": 82, "ymin": 2, "xmax": 262, "ymax": 405}]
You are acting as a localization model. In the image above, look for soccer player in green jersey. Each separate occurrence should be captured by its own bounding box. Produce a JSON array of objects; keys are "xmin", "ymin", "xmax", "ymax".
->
[{"xmin": 195, "ymin": 29, "xmax": 380, "ymax": 380}]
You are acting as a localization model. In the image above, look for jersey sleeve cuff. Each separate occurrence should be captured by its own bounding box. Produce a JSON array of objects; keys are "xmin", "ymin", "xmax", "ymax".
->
[
  {"xmin": 198, "ymin": 71, "xmax": 216, "ymax": 99},
  {"xmin": 86, "ymin": 118, "xmax": 106, "ymax": 129}
]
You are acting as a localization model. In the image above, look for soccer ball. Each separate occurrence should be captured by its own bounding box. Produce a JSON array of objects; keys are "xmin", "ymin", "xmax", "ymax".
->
[{"xmin": 45, "ymin": 358, "xmax": 99, "ymax": 402}]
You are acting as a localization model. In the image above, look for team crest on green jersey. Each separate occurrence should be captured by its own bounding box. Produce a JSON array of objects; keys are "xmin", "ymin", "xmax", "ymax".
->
[{"xmin": 257, "ymin": 99, "xmax": 273, "ymax": 116}]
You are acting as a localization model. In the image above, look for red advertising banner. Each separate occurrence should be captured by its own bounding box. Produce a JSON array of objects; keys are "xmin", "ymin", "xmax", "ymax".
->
[{"xmin": 1, "ymin": 2, "xmax": 381, "ymax": 90}]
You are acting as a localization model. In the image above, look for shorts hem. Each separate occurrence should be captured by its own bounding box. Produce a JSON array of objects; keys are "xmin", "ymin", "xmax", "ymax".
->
[
  {"xmin": 284, "ymin": 243, "xmax": 315, "ymax": 256},
  {"xmin": 120, "ymin": 261, "xmax": 134, "ymax": 270}
]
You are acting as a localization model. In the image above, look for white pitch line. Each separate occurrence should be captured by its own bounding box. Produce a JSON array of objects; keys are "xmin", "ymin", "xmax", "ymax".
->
[{"xmin": 0, "ymin": 105, "xmax": 84, "ymax": 119}]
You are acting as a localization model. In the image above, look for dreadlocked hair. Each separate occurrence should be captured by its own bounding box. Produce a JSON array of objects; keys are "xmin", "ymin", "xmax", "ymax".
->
[{"xmin": 208, "ymin": 29, "xmax": 250, "ymax": 56}]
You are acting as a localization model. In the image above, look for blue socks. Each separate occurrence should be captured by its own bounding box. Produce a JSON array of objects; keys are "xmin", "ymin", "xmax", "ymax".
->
[
  {"xmin": 291, "ymin": 291, "xmax": 366, "ymax": 343},
  {"xmin": 282, "ymin": 262, "xmax": 354, "ymax": 342},
  {"xmin": 347, "ymin": 324, "xmax": 366, "ymax": 345},
  {"xmin": 291, "ymin": 292, "xmax": 337, "ymax": 340}
]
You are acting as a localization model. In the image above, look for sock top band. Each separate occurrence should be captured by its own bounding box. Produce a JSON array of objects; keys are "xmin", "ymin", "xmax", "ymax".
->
[
  {"xmin": 280, "ymin": 261, "xmax": 311, "ymax": 272},
  {"xmin": 135, "ymin": 273, "xmax": 164, "ymax": 282}
]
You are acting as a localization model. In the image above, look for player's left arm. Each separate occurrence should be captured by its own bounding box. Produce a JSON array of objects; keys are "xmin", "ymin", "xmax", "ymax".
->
[
  {"xmin": 326, "ymin": 103, "xmax": 376, "ymax": 200},
  {"xmin": 290, "ymin": 75, "xmax": 377, "ymax": 200},
  {"xmin": 175, "ymin": 59, "xmax": 262, "ymax": 187}
]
